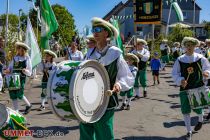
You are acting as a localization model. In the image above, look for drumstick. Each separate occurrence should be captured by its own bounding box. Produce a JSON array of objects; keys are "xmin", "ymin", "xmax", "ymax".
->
[{"xmin": 106, "ymin": 90, "xmax": 114, "ymax": 96}]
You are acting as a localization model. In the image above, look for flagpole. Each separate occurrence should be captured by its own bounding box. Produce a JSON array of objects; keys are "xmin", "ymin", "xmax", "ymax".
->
[
  {"xmin": 193, "ymin": 0, "xmax": 196, "ymax": 37},
  {"xmin": 5, "ymin": 0, "xmax": 9, "ymax": 48},
  {"xmin": 18, "ymin": 9, "xmax": 22, "ymax": 40},
  {"xmin": 166, "ymin": 2, "xmax": 172, "ymax": 36},
  {"xmin": 152, "ymin": 24, "xmax": 155, "ymax": 53}
]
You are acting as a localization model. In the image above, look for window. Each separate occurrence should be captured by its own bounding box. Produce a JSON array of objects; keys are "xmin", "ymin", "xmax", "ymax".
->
[{"xmin": 183, "ymin": 11, "xmax": 187, "ymax": 20}]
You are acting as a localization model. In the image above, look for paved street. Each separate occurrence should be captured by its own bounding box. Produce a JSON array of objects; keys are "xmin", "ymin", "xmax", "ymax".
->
[{"xmin": 1, "ymin": 66, "xmax": 210, "ymax": 140}]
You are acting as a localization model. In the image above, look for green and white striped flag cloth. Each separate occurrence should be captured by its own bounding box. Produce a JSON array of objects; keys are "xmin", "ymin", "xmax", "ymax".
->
[{"xmin": 172, "ymin": 1, "xmax": 184, "ymax": 22}]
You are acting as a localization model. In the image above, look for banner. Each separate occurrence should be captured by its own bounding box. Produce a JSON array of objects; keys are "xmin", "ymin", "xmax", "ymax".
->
[
  {"xmin": 110, "ymin": 19, "xmax": 124, "ymax": 56},
  {"xmin": 25, "ymin": 17, "xmax": 42, "ymax": 69},
  {"xmin": 133, "ymin": 0, "xmax": 162, "ymax": 24},
  {"xmin": 40, "ymin": 0, "xmax": 59, "ymax": 49},
  {"xmin": 172, "ymin": 1, "xmax": 184, "ymax": 22}
]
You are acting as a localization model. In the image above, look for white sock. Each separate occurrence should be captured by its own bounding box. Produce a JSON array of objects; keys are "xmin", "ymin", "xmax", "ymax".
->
[
  {"xmin": 183, "ymin": 114, "xmax": 192, "ymax": 133},
  {"xmin": 41, "ymin": 98, "xmax": 46, "ymax": 106},
  {"xmin": 22, "ymin": 96, "xmax": 31, "ymax": 106},
  {"xmin": 134, "ymin": 87, "xmax": 140, "ymax": 97},
  {"xmin": 198, "ymin": 114, "xmax": 204, "ymax": 122},
  {"xmin": 127, "ymin": 98, "xmax": 131, "ymax": 106},
  {"xmin": 143, "ymin": 87, "xmax": 147, "ymax": 91},
  {"xmin": 122, "ymin": 96, "xmax": 126, "ymax": 104},
  {"xmin": 12, "ymin": 100, "xmax": 19, "ymax": 112}
]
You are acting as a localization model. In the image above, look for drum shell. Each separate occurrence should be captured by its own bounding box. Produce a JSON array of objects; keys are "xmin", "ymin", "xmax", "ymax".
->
[
  {"xmin": 187, "ymin": 86, "xmax": 210, "ymax": 109},
  {"xmin": 47, "ymin": 60, "xmax": 110, "ymax": 123},
  {"xmin": 5, "ymin": 73, "xmax": 21, "ymax": 91}
]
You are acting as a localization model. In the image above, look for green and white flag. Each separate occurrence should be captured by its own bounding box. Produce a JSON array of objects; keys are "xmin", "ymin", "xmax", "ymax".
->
[
  {"xmin": 110, "ymin": 19, "xmax": 124, "ymax": 56},
  {"xmin": 172, "ymin": 1, "xmax": 184, "ymax": 22},
  {"xmin": 40, "ymin": 0, "xmax": 59, "ymax": 49},
  {"xmin": 25, "ymin": 17, "xmax": 42, "ymax": 69}
]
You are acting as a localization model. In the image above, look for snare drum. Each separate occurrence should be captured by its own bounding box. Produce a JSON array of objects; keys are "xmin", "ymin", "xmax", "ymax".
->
[
  {"xmin": 47, "ymin": 60, "xmax": 110, "ymax": 123},
  {"xmin": 0, "ymin": 103, "xmax": 27, "ymax": 139},
  {"xmin": 187, "ymin": 86, "xmax": 210, "ymax": 109},
  {"xmin": 5, "ymin": 73, "xmax": 21, "ymax": 91}
]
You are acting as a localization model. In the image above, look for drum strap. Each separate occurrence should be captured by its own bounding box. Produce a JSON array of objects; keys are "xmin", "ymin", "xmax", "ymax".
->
[{"xmin": 11, "ymin": 117, "xmax": 28, "ymax": 130}]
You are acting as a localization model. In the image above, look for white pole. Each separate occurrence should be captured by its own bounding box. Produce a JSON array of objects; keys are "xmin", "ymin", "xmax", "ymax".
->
[
  {"xmin": 166, "ymin": 3, "xmax": 172, "ymax": 36},
  {"xmin": 5, "ymin": 0, "xmax": 9, "ymax": 48},
  {"xmin": 152, "ymin": 24, "xmax": 155, "ymax": 52},
  {"xmin": 193, "ymin": 0, "xmax": 196, "ymax": 36},
  {"xmin": 18, "ymin": 9, "xmax": 22, "ymax": 40}
]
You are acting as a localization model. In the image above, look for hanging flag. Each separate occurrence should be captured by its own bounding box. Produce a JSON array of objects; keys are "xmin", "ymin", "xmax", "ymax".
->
[
  {"xmin": 110, "ymin": 19, "xmax": 124, "ymax": 56},
  {"xmin": 172, "ymin": 1, "xmax": 184, "ymax": 21},
  {"xmin": 134, "ymin": 0, "xmax": 162, "ymax": 24},
  {"xmin": 40, "ymin": 0, "xmax": 59, "ymax": 49},
  {"xmin": 25, "ymin": 17, "xmax": 42, "ymax": 69}
]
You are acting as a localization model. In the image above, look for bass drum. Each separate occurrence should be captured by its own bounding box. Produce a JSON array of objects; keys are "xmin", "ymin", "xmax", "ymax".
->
[{"xmin": 47, "ymin": 60, "xmax": 110, "ymax": 123}]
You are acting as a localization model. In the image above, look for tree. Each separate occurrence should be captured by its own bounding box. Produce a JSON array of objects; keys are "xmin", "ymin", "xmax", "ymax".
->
[
  {"xmin": 52, "ymin": 4, "xmax": 76, "ymax": 47},
  {"xmin": 168, "ymin": 25, "xmax": 194, "ymax": 45}
]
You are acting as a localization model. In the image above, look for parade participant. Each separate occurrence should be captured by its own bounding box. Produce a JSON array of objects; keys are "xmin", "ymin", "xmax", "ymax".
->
[
  {"xmin": 4, "ymin": 42, "xmax": 32, "ymax": 114},
  {"xmin": 84, "ymin": 35, "xmax": 99, "ymax": 60},
  {"xmin": 205, "ymin": 39, "xmax": 210, "ymax": 61},
  {"xmin": 79, "ymin": 17, "xmax": 134, "ymax": 140},
  {"xmin": 195, "ymin": 41, "xmax": 206, "ymax": 56},
  {"xmin": 65, "ymin": 42, "xmax": 84, "ymax": 61},
  {"xmin": 160, "ymin": 39, "xmax": 170, "ymax": 70},
  {"xmin": 120, "ymin": 53, "xmax": 138, "ymax": 110},
  {"xmin": 172, "ymin": 37, "xmax": 210, "ymax": 139},
  {"xmin": 38, "ymin": 50, "xmax": 57, "ymax": 111},
  {"xmin": 150, "ymin": 52, "xmax": 161, "ymax": 85},
  {"xmin": 131, "ymin": 38, "xmax": 150, "ymax": 100},
  {"xmin": 172, "ymin": 42, "xmax": 181, "ymax": 61}
]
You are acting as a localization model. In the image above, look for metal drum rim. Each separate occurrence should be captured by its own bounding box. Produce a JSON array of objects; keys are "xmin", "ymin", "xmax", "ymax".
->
[{"xmin": 69, "ymin": 60, "xmax": 110, "ymax": 123}]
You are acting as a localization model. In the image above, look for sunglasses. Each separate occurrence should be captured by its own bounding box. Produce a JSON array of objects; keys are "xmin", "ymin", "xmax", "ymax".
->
[{"xmin": 92, "ymin": 27, "xmax": 104, "ymax": 33}]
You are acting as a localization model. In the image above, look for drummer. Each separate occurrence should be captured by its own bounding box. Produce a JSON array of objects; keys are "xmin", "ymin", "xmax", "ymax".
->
[
  {"xmin": 84, "ymin": 35, "xmax": 99, "ymax": 60},
  {"xmin": 38, "ymin": 50, "xmax": 57, "ymax": 111},
  {"xmin": 131, "ymin": 38, "xmax": 150, "ymax": 99},
  {"xmin": 79, "ymin": 17, "xmax": 134, "ymax": 140},
  {"xmin": 4, "ymin": 42, "xmax": 32, "ymax": 114},
  {"xmin": 65, "ymin": 42, "xmax": 84, "ymax": 61},
  {"xmin": 171, "ymin": 42, "xmax": 181, "ymax": 61},
  {"xmin": 172, "ymin": 37, "xmax": 210, "ymax": 139}
]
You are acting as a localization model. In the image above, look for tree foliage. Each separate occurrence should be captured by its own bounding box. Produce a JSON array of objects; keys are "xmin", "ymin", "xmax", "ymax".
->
[
  {"xmin": 204, "ymin": 22, "xmax": 210, "ymax": 38},
  {"xmin": 168, "ymin": 25, "xmax": 194, "ymax": 44},
  {"xmin": 52, "ymin": 4, "xmax": 76, "ymax": 47}
]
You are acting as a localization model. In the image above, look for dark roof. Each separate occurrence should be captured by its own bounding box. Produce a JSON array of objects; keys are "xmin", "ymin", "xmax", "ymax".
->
[{"xmin": 103, "ymin": 2, "xmax": 124, "ymax": 20}]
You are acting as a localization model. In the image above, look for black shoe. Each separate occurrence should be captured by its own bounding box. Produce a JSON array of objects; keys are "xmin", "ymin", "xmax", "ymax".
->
[
  {"xmin": 185, "ymin": 132, "xmax": 192, "ymax": 140},
  {"xmin": 194, "ymin": 122, "xmax": 202, "ymax": 131},
  {"xmin": 205, "ymin": 113, "xmax": 210, "ymax": 120},
  {"xmin": 143, "ymin": 91, "xmax": 147, "ymax": 97},
  {"xmin": 126, "ymin": 105, "xmax": 130, "ymax": 110},
  {"xmin": 157, "ymin": 80, "xmax": 160, "ymax": 84},
  {"xmin": 24, "ymin": 105, "xmax": 32, "ymax": 115},
  {"xmin": 131, "ymin": 95, "xmax": 140, "ymax": 101},
  {"xmin": 120, "ymin": 103, "xmax": 126, "ymax": 110},
  {"xmin": 38, "ymin": 105, "xmax": 45, "ymax": 111}
]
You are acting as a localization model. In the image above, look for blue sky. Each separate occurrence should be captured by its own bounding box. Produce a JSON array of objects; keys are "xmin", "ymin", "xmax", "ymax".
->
[{"xmin": 0, "ymin": 0, "xmax": 209, "ymax": 33}]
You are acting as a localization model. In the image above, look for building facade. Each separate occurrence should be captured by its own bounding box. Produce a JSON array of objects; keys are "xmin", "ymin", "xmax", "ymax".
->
[{"xmin": 104, "ymin": 0, "xmax": 204, "ymax": 41}]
